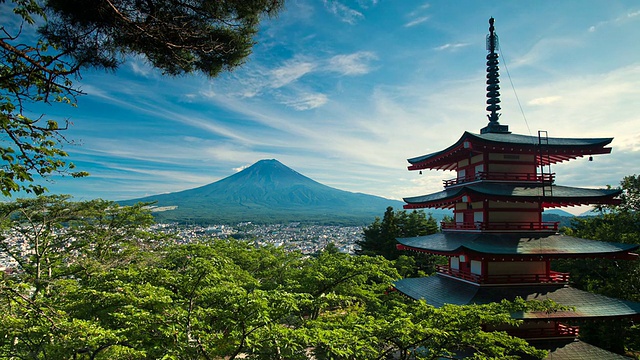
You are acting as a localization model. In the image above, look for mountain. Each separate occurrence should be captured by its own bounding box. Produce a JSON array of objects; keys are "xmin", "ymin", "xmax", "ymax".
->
[
  {"xmin": 121, "ymin": 159, "xmax": 407, "ymax": 225},
  {"xmin": 542, "ymin": 209, "xmax": 575, "ymax": 218}
]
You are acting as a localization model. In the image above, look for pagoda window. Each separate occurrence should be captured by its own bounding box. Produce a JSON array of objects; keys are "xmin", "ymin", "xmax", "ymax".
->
[
  {"xmin": 458, "ymin": 168, "xmax": 466, "ymax": 180},
  {"xmin": 455, "ymin": 212, "xmax": 463, "ymax": 223},
  {"xmin": 451, "ymin": 256, "xmax": 460, "ymax": 270},
  {"xmin": 470, "ymin": 260, "xmax": 482, "ymax": 275},
  {"xmin": 474, "ymin": 164, "xmax": 484, "ymax": 177}
]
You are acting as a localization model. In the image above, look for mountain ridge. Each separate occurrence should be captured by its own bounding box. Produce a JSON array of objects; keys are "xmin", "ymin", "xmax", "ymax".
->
[{"xmin": 121, "ymin": 159, "xmax": 410, "ymax": 225}]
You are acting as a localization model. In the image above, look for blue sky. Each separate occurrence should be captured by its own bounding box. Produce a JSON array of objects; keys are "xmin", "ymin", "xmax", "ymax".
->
[{"xmin": 12, "ymin": 1, "xmax": 640, "ymax": 214}]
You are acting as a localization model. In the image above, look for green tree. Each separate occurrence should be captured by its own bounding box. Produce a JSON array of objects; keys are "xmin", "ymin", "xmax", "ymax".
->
[
  {"xmin": 41, "ymin": 0, "xmax": 284, "ymax": 76},
  {"xmin": 0, "ymin": 196, "xmax": 549, "ymax": 359},
  {"xmin": 0, "ymin": 195, "xmax": 166, "ymax": 358},
  {"xmin": 357, "ymin": 207, "xmax": 438, "ymax": 260},
  {"xmin": 357, "ymin": 207, "xmax": 443, "ymax": 277},
  {"xmin": 1, "ymin": 0, "xmax": 284, "ymax": 196}
]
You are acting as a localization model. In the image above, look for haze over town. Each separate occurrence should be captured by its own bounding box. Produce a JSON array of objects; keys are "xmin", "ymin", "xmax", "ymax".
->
[{"xmin": 16, "ymin": 1, "xmax": 640, "ymax": 215}]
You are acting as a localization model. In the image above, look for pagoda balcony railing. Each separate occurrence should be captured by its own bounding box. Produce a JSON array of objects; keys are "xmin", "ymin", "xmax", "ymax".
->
[
  {"xmin": 481, "ymin": 271, "xmax": 570, "ymax": 284},
  {"xmin": 436, "ymin": 265, "xmax": 570, "ymax": 285},
  {"xmin": 443, "ymin": 172, "xmax": 554, "ymax": 187},
  {"xmin": 505, "ymin": 323, "xmax": 579, "ymax": 339},
  {"xmin": 441, "ymin": 221, "xmax": 559, "ymax": 232},
  {"xmin": 435, "ymin": 264, "xmax": 481, "ymax": 283}
]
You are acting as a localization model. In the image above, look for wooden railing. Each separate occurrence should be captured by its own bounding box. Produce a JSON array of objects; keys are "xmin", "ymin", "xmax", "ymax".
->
[
  {"xmin": 436, "ymin": 265, "xmax": 570, "ymax": 285},
  {"xmin": 435, "ymin": 264, "xmax": 481, "ymax": 283},
  {"xmin": 506, "ymin": 323, "xmax": 579, "ymax": 339},
  {"xmin": 482, "ymin": 271, "xmax": 570, "ymax": 284},
  {"xmin": 441, "ymin": 221, "xmax": 559, "ymax": 232},
  {"xmin": 443, "ymin": 172, "xmax": 554, "ymax": 187}
]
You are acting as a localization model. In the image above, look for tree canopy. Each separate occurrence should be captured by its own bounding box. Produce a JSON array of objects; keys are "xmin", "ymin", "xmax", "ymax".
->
[
  {"xmin": 40, "ymin": 0, "xmax": 284, "ymax": 76},
  {"xmin": 357, "ymin": 207, "xmax": 444, "ymax": 277},
  {"xmin": 0, "ymin": 195, "xmax": 548, "ymax": 359},
  {"xmin": 357, "ymin": 206, "xmax": 439, "ymax": 260},
  {"xmin": 0, "ymin": 0, "xmax": 284, "ymax": 196}
]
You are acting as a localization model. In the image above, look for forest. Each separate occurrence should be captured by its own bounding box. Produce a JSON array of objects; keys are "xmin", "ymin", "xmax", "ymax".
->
[
  {"xmin": 0, "ymin": 175, "xmax": 638, "ymax": 359},
  {"xmin": 0, "ymin": 195, "xmax": 553, "ymax": 359}
]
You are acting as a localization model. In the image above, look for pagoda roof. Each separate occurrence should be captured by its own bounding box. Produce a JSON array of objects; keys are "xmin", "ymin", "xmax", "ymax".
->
[
  {"xmin": 403, "ymin": 183, "xmax": 621, "ymax": 209},
  {"xmin": 529, "ymin": 340, "xmax": 633, "ymax": 360},
  {"xmin": 408, "ymin": 132, "xmax": 613, "ymax": 171},
  {"xmin": 392, "ymin": 276, "xmax": 640, "ymax": 321},
  {"xmin": 396, "ymin": 232, "xmax": 639, "ymax": 258}
]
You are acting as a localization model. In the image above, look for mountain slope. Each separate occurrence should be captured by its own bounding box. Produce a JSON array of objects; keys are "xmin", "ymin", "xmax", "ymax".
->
[{"xmin": 121, "ymin": 159, "xmax": 406, "ymax": 225}]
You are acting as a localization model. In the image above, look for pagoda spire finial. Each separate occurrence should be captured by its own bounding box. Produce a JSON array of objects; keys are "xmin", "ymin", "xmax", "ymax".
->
[{"xmin": 481, "ymin": 17, "xmax": 510, "ymax": 134}]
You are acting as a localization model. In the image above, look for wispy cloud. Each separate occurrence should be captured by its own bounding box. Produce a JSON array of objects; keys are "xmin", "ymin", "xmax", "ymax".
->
[
  {"xmin": 323, "ymin": 0, "xmax": 364, "ymax": 24},
  {"xmin": 408, "ymin": 3, "xmax": 430, "ymax": 17},
  {"xmin": 588, "ymin": 8, "xmax": 640, "ymax": 32},
  {"xmin": 270, "ymin": 60, "xmax": 317, "ymax": 88},
  {"xmin": 280, "ymin": 92, "xmax": 328, "ymax": 110},
  {"xmin": 434, "ymin": 43, "xmax": 470, "ymax": 51},
  {"xmin": 328, "ymin": 52, "xmax": 377, "ymax": 75},
  {"xmin": 128, "ymin": 56, "xmax": 155, "ymax": 77},
  {"xmin": 528, "ymin": 96, "xmax": 562, "ymax": 106},
  {"xmin": 405, "ymin": 16, "xmax": 430, "ymax": 28},
  {"xmin": 405, "ymin": 3, "xmax": 431, "ymax": 27}
]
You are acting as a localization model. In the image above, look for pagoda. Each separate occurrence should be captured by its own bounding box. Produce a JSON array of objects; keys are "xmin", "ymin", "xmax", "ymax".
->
[{"xmin": 393, "ymin": 18, "xmax": 640, "ymax": 358}]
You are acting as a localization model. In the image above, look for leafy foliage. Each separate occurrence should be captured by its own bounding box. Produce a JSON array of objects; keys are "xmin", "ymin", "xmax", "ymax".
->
[
  {"xmin": 357, "ymin": 206, "xmax": 444, "ymax": 276},
  {"xmin": 0, "ymin": 196, "xmax": 548, "ymax": 359},
  {"xmin": 41, "ymin": 0, "xmax": 284, "ymax": 77},
  {"xmin": 1, "ymin": 0, "xmax": 89, "ymax": 196},
  {"xmin": 357, "ymin": 206, "xmax": 439, "ymax": 260}
]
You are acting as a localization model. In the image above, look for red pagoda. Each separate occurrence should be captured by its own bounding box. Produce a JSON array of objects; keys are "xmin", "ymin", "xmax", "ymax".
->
[{"xmin": 393, "ymin": 18, "xmax": 640, "ymax": 358}]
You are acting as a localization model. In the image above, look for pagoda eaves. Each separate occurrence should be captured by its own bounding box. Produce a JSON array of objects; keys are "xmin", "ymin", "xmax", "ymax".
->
[
  {"xmin": 408, "ymin": 132, "xmax": 613, "ymax": 171},
  {"xmin": 396, "ymin": 232, "xmax": 639, "ymax": 259},
  {"xmin": 393, "ymin": 276, "xmax": 640, "ymax": 321},
  {"xmin": 403, "ymin": 183, "xmax": 621, "ymax": 210}
]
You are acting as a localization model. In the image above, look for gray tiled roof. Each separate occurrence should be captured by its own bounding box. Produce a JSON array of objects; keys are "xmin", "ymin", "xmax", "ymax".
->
[
  {"xmin": 530, "ymin": 340, "xmax": 633, "ymax": 360},
  {"xmin": 408, "ymin": 131, "xmax": 613, "ymax": 164},
  {"xmin": 403, "ymin": 183, "xmax": 621, "ymax": 205},
  {"xmin": 396, "ymin": 232, "xmax": 639, "ymax": 256},
  {"xmin": 474, "ymin": 132, "xmax": 613, "ymax": 147},
  {"xmin": 393, "ymin": 276, "xmax": 640, "ymax": 320}
]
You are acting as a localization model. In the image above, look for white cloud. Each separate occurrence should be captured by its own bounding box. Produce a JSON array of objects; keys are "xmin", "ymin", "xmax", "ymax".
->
[
  {"xmin": 405, "ymin": 16, "xmax": 430, "ymax": 28},
  {"xmin": 129, "ymin": 57, "xmax": 155, "ymax": 77},
  {"xmin": 528, "ymin": 96, "xmax": 562, "ymax": 106},
  {"xmin": 408, "ymin": 3, "xmax": 431, "ymax": 17},
  {"xmin": 323, "ymin": 0, "xmax": 364, "ymax": 24},
  {"xmin": 270, "ymin": 60, "xmax": 317, "ymax": 88},
  {"xmin": 328, "ymin": 52, "xmax": 377, "ymax": 75},
  {"xmin": 435, "ymin": 43, "xmax": 470, "ymax": 51},
  {"xmin": 281, "ymin": 93, "xmax": 329, "ymax": 110},
  {"xmin": 588, "ymin": 8, "xmax": 640, "ymax": 32}
]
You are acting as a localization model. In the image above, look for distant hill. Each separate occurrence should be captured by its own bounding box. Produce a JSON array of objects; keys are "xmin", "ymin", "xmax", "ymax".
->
[
  {"xmin": 121, "ymin": 159, "xmax": 409, "ymax": 225},
  {"xmin": 543, "ymin": 209, "xmax": 575, "ymax": 218}
]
